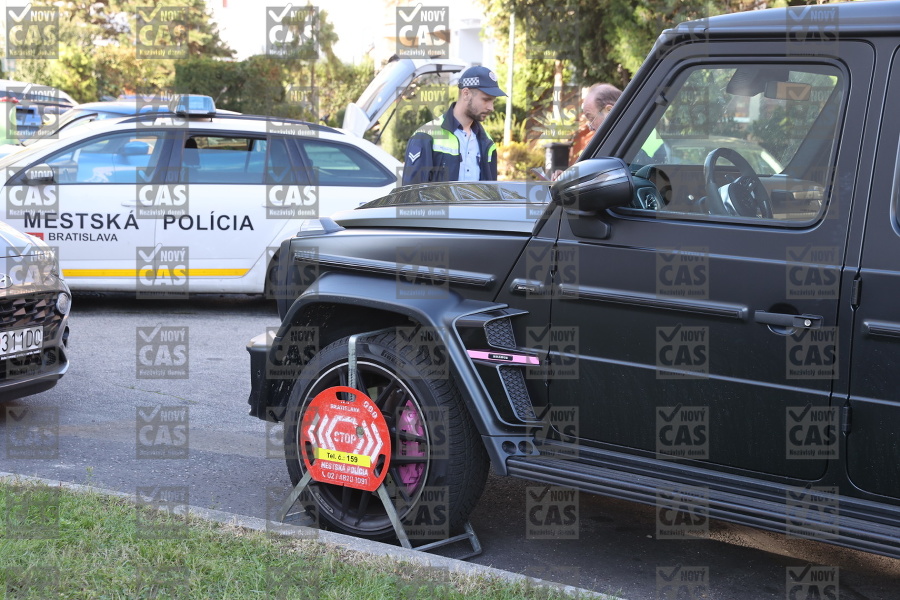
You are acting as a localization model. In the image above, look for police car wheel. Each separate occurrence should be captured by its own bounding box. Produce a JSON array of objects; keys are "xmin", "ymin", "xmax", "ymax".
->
[{"xmin": 283, "ymin": 331, "xmax": 489, "ymax": 541}]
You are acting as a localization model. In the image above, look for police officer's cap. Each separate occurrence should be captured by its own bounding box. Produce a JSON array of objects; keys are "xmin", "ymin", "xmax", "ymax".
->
[{"xmin": 457, "ymin": 66, "xmax": 507, "ymax": 97}]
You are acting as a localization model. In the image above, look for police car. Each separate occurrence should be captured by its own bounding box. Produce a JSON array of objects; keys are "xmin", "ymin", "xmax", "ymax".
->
[{"xmin": 0, "ymin": 95, "xmax": 401, "ymax": 295}]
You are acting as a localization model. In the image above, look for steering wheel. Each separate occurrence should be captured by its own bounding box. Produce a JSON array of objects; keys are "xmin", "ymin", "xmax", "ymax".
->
[{"xmin": 704, "ymin": 147, "xmax": 773, "ymax": 218}]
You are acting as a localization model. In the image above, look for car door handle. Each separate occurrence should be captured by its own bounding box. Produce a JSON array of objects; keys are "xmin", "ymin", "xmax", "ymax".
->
[{"xmin": 754, "ymin": 311, "xmax": 823, "ymax": 329}]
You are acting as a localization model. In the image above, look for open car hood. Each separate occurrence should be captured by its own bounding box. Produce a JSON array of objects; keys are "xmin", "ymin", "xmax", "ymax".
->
[{"xmin": 342, "ymin": 57, "xmax": 466, "ymax": 137}]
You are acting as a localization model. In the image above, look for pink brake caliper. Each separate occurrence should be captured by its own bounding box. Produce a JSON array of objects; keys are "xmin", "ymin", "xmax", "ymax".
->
[{"xmin": 397, "ymin": 400, "xmax": 426, "ymax": 488}]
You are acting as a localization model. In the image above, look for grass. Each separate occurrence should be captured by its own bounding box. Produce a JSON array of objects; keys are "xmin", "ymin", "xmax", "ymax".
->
[{"xmin": 0, "ymin": 478, "xmax": 607, "ymax": 600}]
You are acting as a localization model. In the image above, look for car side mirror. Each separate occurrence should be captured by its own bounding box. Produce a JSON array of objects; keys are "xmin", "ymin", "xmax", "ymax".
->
[
  {"xmin": 550, "ymin": 158, "xmax": 634, "ymax": 212},
  {"xmin": 23, "ymin": 164, "xmax": 55, "ymax": 185}
]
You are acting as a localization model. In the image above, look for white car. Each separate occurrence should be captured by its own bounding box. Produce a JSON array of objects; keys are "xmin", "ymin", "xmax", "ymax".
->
[{"xmin": 0, "ymin": 95, "xmax": 401, "ymax": 295}]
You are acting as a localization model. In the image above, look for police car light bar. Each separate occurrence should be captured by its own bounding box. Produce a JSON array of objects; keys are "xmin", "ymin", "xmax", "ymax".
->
[{"xmin": 169, "ymin": 94, "xmax": 216, "ymax": 117}]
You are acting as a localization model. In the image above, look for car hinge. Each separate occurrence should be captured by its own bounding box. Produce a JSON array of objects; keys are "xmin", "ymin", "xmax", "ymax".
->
[
  {"xmin": 841, "ymin": 404, "xmax": 852, "ymax": 435},
  {"xmin": 850, "ymin": 276, "xmax": 862, "ymax": 308},
  {"xmin": 550, "ymin": 245, "xmax": 560, "ymax": 275}
]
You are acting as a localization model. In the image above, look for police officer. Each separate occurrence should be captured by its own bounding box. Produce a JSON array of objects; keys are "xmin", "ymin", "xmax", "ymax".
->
[{"xmin": 402, "ymin": 65, "xmax": 506, "ymax": 186}]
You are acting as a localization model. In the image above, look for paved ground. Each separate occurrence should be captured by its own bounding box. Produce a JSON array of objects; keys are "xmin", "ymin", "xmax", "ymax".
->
[{"xmin": 2, "ymin": 293, "xmax": 899, "ymax": 599}]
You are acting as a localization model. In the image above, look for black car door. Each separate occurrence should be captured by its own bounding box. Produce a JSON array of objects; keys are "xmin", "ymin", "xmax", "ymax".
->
[
  {"xmin": 844, "ymin": 43, "xmax": 900, "ymax": 502},
  {"xmin": 544, "ymin": 41, "xmax": 872, "ymax": 480}
]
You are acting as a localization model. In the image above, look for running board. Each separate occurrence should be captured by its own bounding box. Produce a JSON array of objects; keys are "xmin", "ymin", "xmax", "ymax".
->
[{"xmin": 507, "ymin": 455, "xmax": 900, "ymax": 559}]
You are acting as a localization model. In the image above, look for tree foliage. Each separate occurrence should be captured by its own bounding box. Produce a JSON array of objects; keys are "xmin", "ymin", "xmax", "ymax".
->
[
  {"xmin": 480, "ymin": 0, "xmax": 806, "ymax": 89},
  {"xmin": 11, "ymin": 0, "xmax": 234, "ymax": 102}
]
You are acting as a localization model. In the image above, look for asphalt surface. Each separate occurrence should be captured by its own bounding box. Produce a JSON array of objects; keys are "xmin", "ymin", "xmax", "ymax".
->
[{"xmin": 2, "ymin": 293, "xmax": 900, "ymax": 599}]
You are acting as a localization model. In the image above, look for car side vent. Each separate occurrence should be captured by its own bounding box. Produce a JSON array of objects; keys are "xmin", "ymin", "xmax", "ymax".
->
[
  {"xmin": 485, "ymin": 318, "xmax": 516, "ymax": 349},
  {"xmin": 499, "ymin": 366, "xmax": 538, "ymax": 421}
]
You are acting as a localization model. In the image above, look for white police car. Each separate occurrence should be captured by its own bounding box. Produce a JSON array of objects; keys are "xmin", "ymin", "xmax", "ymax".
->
[{"xmin": 0, "ymin": 95, "xmax": 401, "ymax": 295}]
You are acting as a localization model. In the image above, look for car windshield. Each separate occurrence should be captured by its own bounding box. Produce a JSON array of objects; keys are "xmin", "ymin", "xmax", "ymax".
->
[{"xmin": 20, "ymin": 108, "xmax": 122, "ymax": 147}]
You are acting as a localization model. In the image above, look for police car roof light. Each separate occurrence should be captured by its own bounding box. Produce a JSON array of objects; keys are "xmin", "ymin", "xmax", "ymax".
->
[{"xmin": 169, "ymin": 94, "xmax": 216, "ymax": 117}]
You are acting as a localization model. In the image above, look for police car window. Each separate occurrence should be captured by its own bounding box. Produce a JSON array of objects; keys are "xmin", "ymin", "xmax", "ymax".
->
[
  {"xmin": 182, "ymin": 136, "xmax": 268, "ymax": 184},
  {"xmin": 624, "ymin": 63, "xmax": 842, "ymax": 224},
  {"xmin": 41, "ymin": 131, "xmax": 165, "ymax": 184},
  {"xmin": 299, "ymin": 140, "xmax": 394, "ymax": 187}
]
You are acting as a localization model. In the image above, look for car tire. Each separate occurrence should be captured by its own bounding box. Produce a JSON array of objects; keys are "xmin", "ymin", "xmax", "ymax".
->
[{"xmin": 283, "ymin": 330, "xmax": 489, "ymax": 541}]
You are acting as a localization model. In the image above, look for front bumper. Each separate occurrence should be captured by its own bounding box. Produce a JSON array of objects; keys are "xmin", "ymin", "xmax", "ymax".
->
[{"xmin": 0, "ymin": 289, "xmax": 71, "ymax": 403}]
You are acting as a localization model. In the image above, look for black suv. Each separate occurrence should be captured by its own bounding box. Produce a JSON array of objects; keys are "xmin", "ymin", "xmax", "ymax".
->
[{"xmin": 248, "ymin": 1, "xmax": 900, "ymax": 559}]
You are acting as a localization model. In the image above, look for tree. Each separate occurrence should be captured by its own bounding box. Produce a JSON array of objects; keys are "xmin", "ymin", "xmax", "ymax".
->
[
  {"xmin": 11, "ymin": 0, "xmax": 234, "ymax": 102},
  {"xmin": 480, "ymin": 0, "xmax": 805, "ymax": 89}
]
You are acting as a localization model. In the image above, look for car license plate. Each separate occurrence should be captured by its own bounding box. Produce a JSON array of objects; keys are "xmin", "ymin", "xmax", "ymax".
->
[{"xmin": 0, "ymin": 326, "xmax": 43, "ymax": 358}]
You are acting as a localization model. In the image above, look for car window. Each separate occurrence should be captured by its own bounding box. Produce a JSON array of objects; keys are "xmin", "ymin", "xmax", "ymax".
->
[
  {"xmin": 40, "ymin": 131, "xmax": 168, "ymax": 184},
  {"xmin": 624, "ymin": 63, "xmax": 842, "ymax": 224},
  {"xmin": 182, "ymin": 135, "xmax": 268, "ymax": 184},
  {"xmin": 299, "ymin": 139, "xmax": 394, "ymax": 187}
]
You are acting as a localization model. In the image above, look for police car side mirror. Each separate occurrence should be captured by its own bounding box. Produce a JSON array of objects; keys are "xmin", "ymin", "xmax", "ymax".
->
[
  {"xmin": 23, "ymin": 164, "xmax": 55, "ymax": 185},
  {"xmin": 550, "ymin": 158, "xmax": 634, "ymax": 213}
]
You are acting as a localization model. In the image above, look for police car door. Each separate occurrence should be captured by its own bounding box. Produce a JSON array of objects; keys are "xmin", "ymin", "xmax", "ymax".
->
[
  {"xmin": 4, "ymin": 129, "xmax": 173, "ymax": 290},
  {"xmin": 152, "ymin": 132, "xmax": 301, "ymax": 294}
]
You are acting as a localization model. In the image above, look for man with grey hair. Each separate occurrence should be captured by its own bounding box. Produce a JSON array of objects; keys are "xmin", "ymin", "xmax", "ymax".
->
[{"xmin": 582, "ymin": 83, "xmax": 622, "ymax": 132}]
